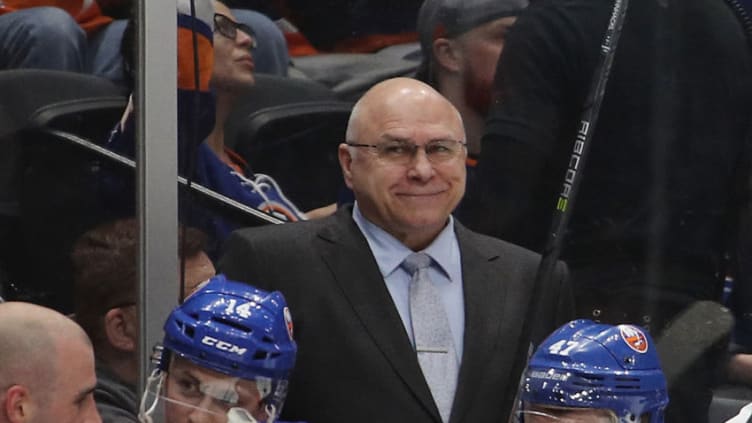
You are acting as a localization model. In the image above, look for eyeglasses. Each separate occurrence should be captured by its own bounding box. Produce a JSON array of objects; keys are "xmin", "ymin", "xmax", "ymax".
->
[
  {"xmin": 346, "ymin": 139, "xmax": 467, "ymax": 165},
  {"xmin": 213, "ymin": 13, "xmax": 258, "ymax": 49}
]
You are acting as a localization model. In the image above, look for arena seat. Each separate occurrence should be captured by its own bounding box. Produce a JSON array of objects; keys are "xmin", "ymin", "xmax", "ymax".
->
[
  {"xmin": 224, "ymin": 73, "xmax": 339, "ymax": 150},
  {"xmin": 290, "ymin": 42, "xmax": 421, "ymax": 101},
  {"xmin": 222, "ymin": 73, "xmax": 352, "ymax": 211},
  {"xmin": 1, "ymin": 70, "xmax": 290, "ymax": 312},
  {"xmin": 0, "ymin": 69, "xmax": 126, "ymax": 311},
  {"xmin": 232, "ymin": 100, "xmax": 353, "ymax": 211}
]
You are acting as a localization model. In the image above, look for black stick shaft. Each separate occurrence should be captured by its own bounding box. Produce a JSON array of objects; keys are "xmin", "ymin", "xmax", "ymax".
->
[
  {"xmin": 543, "ymin": 0, "xmax": 629, "ymax": 283},
  {"xmin": 506, "ymin": 0, "xmax": 630, "ymax": 411}
]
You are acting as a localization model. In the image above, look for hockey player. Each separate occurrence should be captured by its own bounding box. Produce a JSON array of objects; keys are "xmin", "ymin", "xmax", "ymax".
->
[
  {"xmin": 138, "ymin": 274, "xmax": 298, "ymax": 423},
  {"xmin": 517, "ymin": 319, "xmax": 668, "ymax": 423}
]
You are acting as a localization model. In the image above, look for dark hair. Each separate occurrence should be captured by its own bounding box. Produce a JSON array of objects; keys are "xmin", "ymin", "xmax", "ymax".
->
[
  {"xmin": 72, "ymin": 218, "xmax": 138, "ymax": 346},
  {"xmin": 180, "ymin": 225, "xmax": 209, "ymax": 261},
  {"xmin": 72, "ymin": 218, "xmax": 208, "ymax": 346}
]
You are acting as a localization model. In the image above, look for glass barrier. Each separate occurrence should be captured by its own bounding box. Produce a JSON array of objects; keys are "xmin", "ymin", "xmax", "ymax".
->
[{"xmin": 1, "ymin": 0, "xmax": 751, "ymax": 422}]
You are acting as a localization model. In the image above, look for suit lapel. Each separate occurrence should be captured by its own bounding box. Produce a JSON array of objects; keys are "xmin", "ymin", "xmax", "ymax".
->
[
  {"xmin": 316, "ymin": 207, "xmax": 441, "ymax": 421},
  {"xmin": 450, "ymin": 223, "xmax": 508, "ymax": 423}
]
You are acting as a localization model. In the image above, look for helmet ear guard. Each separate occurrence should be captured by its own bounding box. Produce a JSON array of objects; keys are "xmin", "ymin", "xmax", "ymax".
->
[{"xmin": 520, "ymin": 319, "xmax": 668, "ymax": 423}]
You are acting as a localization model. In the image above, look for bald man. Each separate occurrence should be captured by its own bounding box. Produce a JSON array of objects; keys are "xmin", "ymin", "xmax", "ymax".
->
[
  {"xmin": 0, "ymin": 302, "xmax": 101, "ymax": 423},
  {"xmin": 219, "ymin": 77, "xmax": 573, "ymax": 423}
]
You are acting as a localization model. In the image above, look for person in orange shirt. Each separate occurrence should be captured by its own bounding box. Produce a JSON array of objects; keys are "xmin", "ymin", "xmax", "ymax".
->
[{"xmin": 0, "ymin": 0, "xmax": 128, "ymax": 85}]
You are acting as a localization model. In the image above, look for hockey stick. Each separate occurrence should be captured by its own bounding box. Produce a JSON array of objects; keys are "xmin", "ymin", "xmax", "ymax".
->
[
  {"xmin": 505, "ymin": 0, "xmax": 630, "ymax": 411},
  {"xmin": 524, "ymin": 0, "xmax": 630, "ymax": 346}
]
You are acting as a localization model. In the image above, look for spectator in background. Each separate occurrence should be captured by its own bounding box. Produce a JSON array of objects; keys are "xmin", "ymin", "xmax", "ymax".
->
[
  {"xmin": 414, "ymin": 0, "xmax": 528, "ymax": 222},
  {"xmin": 415, "ymin": 0, "xmax": 528, "ymax": 156},
  {"xmin": 210, "ymin": 0, "xmax": 342, "ymax": 220},
  {"xmin": 110, "ymin": 0, "xmax": 290, "ymax": 77},
  {"xmin": 229, "ymin": 8, "xmax": 290, "ymax": 76},
  {"xmin": 219, "ymin": 77, "xmax": 573, "ymax": 423},
  {"xmin": 0, "ymin": 301, "xmax": 102, "ymax": 423},
  {"xmin": 106, "ymin": 0, "xmax": 308, "ymax": 251},
  {"xmin": 138, "ymin": 275, "xmax": 297, "ymax": 423},
  {"xmin": 0, "ymin": 2, "xmax": 128, "ymax": 85},
  {"xmin": 71, "ymin": 218, "xmax": 214, "ymax": 422},
  {"xmin": 471, "ymin": 0, "xmax": 752, "ymax": 421},
  {"xmin": 201, "ymin": 0, "xmax": 305, "ymax": 225},
  {"xmin": 0, "ymin": 0, "xmax": 288, "ymax": 90},
  {"xmin": 517, "ymin": 319, "xmax": 668, "ymax": 423}
]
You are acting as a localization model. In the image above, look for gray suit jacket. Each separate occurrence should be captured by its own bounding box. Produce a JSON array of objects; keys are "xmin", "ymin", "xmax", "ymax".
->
[{"xmin": 218, "ymin": 206, "xmax": 572, "ymax": 423}]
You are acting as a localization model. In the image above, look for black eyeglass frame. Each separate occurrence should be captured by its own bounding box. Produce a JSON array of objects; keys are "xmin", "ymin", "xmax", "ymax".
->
[
  {"xmin": 213, "ymin": 13, "xmax": 258, "ymax": 49},
  {"xmin": 346, "ymin": 139, "xmax": 467, "ymax": 164}
]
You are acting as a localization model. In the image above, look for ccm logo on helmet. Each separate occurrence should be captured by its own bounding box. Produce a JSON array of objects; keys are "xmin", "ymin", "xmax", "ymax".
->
[{"xmin": 201, "ymin": 336, "xmax": 248, "ymax": 355}]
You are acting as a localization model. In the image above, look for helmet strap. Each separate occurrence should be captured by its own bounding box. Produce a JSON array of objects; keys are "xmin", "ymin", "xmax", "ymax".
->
[{"xmin": 138, "ymin": 369, "xmax": 165, "ymax": 423}]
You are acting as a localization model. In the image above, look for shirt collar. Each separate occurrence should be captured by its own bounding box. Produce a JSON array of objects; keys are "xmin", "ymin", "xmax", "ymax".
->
[{"xmin": 352, "ymin": 202, "xmax": 457, "ymax": 280}]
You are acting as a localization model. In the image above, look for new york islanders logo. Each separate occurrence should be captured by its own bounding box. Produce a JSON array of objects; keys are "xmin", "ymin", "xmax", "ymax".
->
[
  {"xmin": 619, "ymin": 325, "xmax": 649, "ymax": 353},
  {"xmin": 283, "ymin": 307, "xmax": 294, "ymax": 341}
]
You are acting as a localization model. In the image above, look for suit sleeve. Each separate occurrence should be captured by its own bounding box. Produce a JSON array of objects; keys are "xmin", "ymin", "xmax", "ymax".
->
[
  {"xmin": 217, "ymin": 230, "xmax": 273, "ymax": 291},
  {"xmin": 529, "ymin": 259, "xmax": 573, "ymax": 346}
]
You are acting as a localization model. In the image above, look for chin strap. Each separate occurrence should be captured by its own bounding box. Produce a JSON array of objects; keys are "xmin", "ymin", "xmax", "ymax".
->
[
  {"xmin": 228, "ymin": 407, "xmax": 257, "ymax": 423},
  {"xmin": 265, "ymin": 403, "xmax": 278, "ymax": 422},
  {"xmin": 138, "ymin": 369, "xmax": 165, "ymax": 423},
  {"xmin": 227, "ymin": 402, "xmax": 277, "ymax": 423}
]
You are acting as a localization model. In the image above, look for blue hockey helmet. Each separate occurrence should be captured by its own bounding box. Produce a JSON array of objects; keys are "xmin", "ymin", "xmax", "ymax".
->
[
  {"xmin": 520, "ymin": 319, "xmax": 668, "ymax": 423},
  {"xmin": 159, "ymin": 273, "xmax": 297, "ymax": 380},
  {"xmin": 139, "ymin": 274, "xmax": 297, "ymax": 423}
]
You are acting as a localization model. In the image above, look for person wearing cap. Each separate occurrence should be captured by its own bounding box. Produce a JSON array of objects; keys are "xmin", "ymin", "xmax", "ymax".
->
[
  {"xmin": 103, "ymin": 0, "xmax": 309, "ymax": 255},
  {"xmin": 138, "ymin": 274, "xmax": 298, "ymax": 423},
  {"xmin": 415, "ymin": 0, "xmax": 528, "ymax": 157}
]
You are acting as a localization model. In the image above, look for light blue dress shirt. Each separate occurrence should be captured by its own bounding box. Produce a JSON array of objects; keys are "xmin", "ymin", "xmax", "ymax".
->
[{"xmin": 352, "ymin": 202, "xmax": 465, "ymax": 361}]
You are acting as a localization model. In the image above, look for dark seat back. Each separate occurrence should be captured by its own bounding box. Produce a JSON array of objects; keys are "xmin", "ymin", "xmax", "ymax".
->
[
  {"xmin": 0, "ymin": 69, "xmax": 126, "ymax": 311},
  {"xmin": 224, "ymin": 74, "xmax": 338, "ymax": 149},
  {"xmin": 0, "ymin": 69, "xmax": 125, "ymax": 215},
  {"xmin": 233, "ymin": 100, "xmax": 353, "ymax": 211}
]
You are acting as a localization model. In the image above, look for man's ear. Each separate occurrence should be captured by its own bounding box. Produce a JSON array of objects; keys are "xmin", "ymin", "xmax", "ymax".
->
[
  {"xmin": 104, "ymin": 307, "xmax": 137, "ymax": 352},
  {"xmin": 338, "ymin": 143, "xmax": 355, "ymax": 189},
  {"xmin": 5, "ymin": 385, "xmax": 31, "ymax": 423},
  {"xmin": 433, "ymin": 38, "xmax": 462, "ymax": 74}
]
